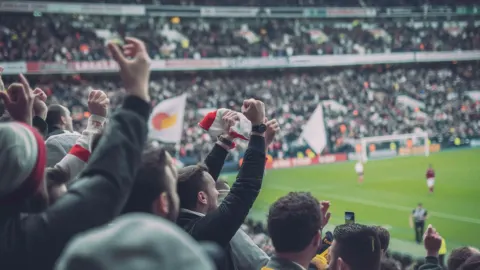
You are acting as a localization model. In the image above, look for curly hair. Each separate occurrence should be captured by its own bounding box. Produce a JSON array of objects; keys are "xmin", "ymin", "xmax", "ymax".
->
[
  {"xmin": 267, "ymin": 192, "xmax": 321, "ymax": 252},
  {"xmin": 332, "ymin": 224, "xmax": 381, "ymax": 270}
]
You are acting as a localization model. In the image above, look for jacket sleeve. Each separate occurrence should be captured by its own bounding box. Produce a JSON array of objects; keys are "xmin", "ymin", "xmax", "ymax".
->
[
  {"xmin": 419, "ymin": 256, "xmax": 443, "ymax": 270},
  {"xmin": 204, "ymin": 143, "xmax": 229, "ymax": 181},
  {"xmin": 22, "ymin": 96, "xmax": 150, "ymax": 269},
  {"xmin": 231, "ymin": 229, "xmax": 270, "ymax": 270},
  {"xmin": 189, "ymin": 135, "xmax": 265, "ymax": 247},
  {"xmin": 54, "ymin": 115, "xmax": 106, "ymax": 181}
]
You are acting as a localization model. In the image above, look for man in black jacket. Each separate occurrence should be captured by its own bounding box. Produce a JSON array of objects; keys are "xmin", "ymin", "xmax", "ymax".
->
[
  {"xmin": 0, "ymin": 37, "xmax": 152, "ymax": 270},
  {"xmin": 177, "ymin": 100, "xmax": 269, "ymax": 270}
]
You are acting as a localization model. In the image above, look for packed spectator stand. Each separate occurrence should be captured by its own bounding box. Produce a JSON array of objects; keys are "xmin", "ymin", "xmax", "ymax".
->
[
  {"xmin": 0, "ymin": 0, "xmax": 479, "ymax": 269},
  {"xmin": 1, "ymin": 14, "xmax": 480, "ymax": 61}
]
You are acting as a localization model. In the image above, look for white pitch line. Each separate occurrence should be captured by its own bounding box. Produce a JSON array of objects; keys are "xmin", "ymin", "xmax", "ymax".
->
[{"xmin": 263, "ymin": 185, "xmax": 480, "ymax": 225}]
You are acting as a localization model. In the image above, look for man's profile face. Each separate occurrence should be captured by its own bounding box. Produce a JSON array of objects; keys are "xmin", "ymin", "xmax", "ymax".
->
[{"xmin": 61, "ymin": 106, "xmax": 73, "ymax": 132}]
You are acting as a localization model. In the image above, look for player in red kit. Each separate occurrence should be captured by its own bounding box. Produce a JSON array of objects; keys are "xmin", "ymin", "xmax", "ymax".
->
[{"xmin": 426, "ymin": 164, "xmax": 435, "ymax": 193}]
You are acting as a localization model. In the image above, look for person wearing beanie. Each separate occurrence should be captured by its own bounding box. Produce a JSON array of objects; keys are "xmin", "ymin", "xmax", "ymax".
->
[
  {"xmin": 55, "ymin": 213, "xmax": 216, "ymax": 270},
  {"xmin": 0, "ymin": 122, "xmax": 47, "ymax": 207},
  {"xmin": 0, "ymin": 37, "xmax": 153, "ymax": 270}
]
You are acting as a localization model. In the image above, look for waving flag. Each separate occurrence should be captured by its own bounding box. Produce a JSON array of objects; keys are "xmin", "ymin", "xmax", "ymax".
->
[
  {"xmin": 300, "ymin": 104, "xmax": 327, "ymax": 154},
  {"xmin": 148, "ymin": 94, "xmax": 187, "ymax": 143}
]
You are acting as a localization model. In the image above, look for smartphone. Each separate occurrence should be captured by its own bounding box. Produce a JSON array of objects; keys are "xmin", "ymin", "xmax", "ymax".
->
[{"xmin": 345, "ymin": 211, "xmax": 355, "ymax": 224}]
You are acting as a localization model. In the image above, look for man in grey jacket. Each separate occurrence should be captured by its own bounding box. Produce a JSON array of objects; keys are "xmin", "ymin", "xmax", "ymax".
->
[{"xmin": 217, "ymin": 180, "xmax": 270, "ymax": 270}]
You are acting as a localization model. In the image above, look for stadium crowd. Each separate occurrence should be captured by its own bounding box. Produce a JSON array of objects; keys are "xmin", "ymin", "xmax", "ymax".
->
[
  {"xmin": 1, "ymin": 13, "xmax": 480, "ymax": 61},
  {"xmin": 1, "ymin": 37, "xmax": 479, "ymax": 270},
  {"xmin": 4, "ymin": 62, "xmax": 478, "ymax": 160}
]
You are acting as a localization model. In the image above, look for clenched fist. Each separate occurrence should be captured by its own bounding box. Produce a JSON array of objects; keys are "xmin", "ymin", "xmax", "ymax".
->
[
  {"xmin": 88, "ymin": 90, "xmax": 110, "ymax": 118},
  {"xmin": 423, "ymin": 224, "xmax": 442, "ymax": 257},
  {"xmin": 242, "ymin": 99, "xmax": 265, "ymax": 126}
]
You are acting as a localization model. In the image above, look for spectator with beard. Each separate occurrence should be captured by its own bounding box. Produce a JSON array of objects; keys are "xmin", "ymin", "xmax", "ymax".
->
[
  {"xmin": 0, "ymin": 37, "xmax": 152, "ymax": 269},
  {"xmin": 121, "ymin": 141, "xmax": 180, "ymax": 222},
  {"xmin": 176, "ymin": 101, "xmax": 269, "ymax": 270},
  {"xmin": 449, "ymin": 247, "xmax": 480, "ymax": 270},
  {"xmin": 262, "ymin": 192, "xmax": 330, "ymax": 270},
  {"xmin": 328, "ymin": 224, "xmax": 381, "ymax": 270}
]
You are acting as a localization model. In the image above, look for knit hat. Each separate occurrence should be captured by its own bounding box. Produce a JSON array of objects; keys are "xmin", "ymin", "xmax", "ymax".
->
[
  {"xmin": 199, "ymin": 108, "xmax": 251, "ymax": 141},
  {"xmin": 0, "ymin": 122, "xmax": 46, "ymax": 204},
  {"xmin": 55, "ymin": 213, "xmax": 216, "ymax": 270}
]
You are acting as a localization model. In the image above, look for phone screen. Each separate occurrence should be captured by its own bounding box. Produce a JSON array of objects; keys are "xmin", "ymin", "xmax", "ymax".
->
[{"xmin": 345, "ymin": 211, "xmax": 355, "ymax": 224}]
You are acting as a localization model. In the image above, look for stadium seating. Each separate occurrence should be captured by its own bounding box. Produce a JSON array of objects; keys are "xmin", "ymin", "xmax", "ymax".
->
[{"xmin": 1, "ymin": 14, "xmax": 479, "ymax": 61}]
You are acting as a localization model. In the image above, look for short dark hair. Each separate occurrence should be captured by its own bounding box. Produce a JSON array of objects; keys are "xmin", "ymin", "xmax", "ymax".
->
[
  {"xmin": 46, "ymin": 104, "xmax": 67, "ymax": 128},
  {"xmin": 375, "ymin": 226, "xmax": 390, "ymax": 252},
  {"xmin": 122, "ymin": 143, "xmax": 169, "ymax": 214},
  {"xmin": 460, "ymin": 254, "xmax": 480, "ymax": 270},
  {"xmin": 267, "ymin": 192, "xmax": 321, "ymax": 253},
  {"xmin": 380, "ymin": 258, "xmax": 400, "ymax": 270},
  {"xmin": 177, "ymin": 164, "xmax": 209, "ymax": 210},
  {"xmin": 449, "ymin": 247, "xmax": 479, "ymax": 270},
  {"xmin": 333, "ymin": 224, "xmax": 381, "ymax": 270}
]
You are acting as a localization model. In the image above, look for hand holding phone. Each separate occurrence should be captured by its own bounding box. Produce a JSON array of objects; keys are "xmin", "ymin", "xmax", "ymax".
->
[{"xmin": 345, "ymin": 211, "xmax": 355, "ymax": 224}]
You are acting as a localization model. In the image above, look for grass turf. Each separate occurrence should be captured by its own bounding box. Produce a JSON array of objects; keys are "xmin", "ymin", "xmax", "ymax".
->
[{"xmin": 224, "ymin": 148, "xmax": 480, "ymax": 251}]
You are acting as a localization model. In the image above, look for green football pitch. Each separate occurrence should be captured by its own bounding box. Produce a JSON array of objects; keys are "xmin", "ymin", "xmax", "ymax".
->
[{"xmin": 224, "ymin": 148, "xmax": 480, "ymax": 254}]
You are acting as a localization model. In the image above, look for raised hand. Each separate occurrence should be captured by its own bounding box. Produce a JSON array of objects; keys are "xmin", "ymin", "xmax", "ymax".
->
[
  {"xmin": 0, "ymin": 74, "xmax": 35, "ymax": 124},
  {"xmin": 88, "ymin": 90, "xmax": 110, "ymax": 118},
  {"xmin": 242, "ymin": 99, "xmax": 265, "ymax": 126},
  {"xmin": 265, "ymin": 119, "xmax": 280, "ymax": 146},
  {"xmin": 423, "ymin": 224, "xmax": 442, "ymax": 257},
  {"xmin": 320, "ymin": 201, "xmax": 331, "ymax": 229},
  {"xmin": 107, "ymin": 37, "xmax": 151, "ymax": 102},
  {"xmin": 222, "ymin": 110, "xmax": 239, "ymax": 139},
  {"xmin": 33, "ymin": 88, "xmax": 48, "ymax": 120}
]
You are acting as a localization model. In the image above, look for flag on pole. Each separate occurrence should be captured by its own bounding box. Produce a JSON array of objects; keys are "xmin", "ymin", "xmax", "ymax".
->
[
  {"xmin": 148, "ymin": 94, "xmax": 187, "ymax": 143},
  {"xmin": 300, "ymin": 104, "xmax": 327, "ymax": 154}
]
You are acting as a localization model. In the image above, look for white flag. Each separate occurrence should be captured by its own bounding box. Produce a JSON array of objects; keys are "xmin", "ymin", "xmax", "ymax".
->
[
  {"xmin": 148, "ymin": 94, "xmax": 187, "ymax": 143},
  {"xmin": 300, "ymin": 105, "xmax": 327, "ymax": 154}
]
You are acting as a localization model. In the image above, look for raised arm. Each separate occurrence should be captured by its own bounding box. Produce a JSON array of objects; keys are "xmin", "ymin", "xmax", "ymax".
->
[
  {"xmin": 21, "ymin": 37, "xmax": 153, "ymax": 269},
  {"xmin": 54, "ymin": 90, "xmax": 109, "ymax": 181},
  {"xmin": 204, "ymin": 110, "xmax": 240, "ymax": 181},
  {"xmin": 188, "ymin": 99, "xmax": 271, "ymax": 247}
]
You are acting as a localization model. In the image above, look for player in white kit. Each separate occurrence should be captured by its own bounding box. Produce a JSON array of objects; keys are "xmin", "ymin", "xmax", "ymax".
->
[{"xmin": 355, "ymin": 161, "xmax": 364, "ymax": 184}]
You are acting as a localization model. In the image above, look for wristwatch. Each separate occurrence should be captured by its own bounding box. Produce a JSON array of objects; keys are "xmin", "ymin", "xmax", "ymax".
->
[
  {"xmin": 217, "ymin": 135, "xmax": 235, "ymax": 149},
  {"xmin": 252, "ymin": 124, "xmax": 267, "ymax": 134}
]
